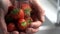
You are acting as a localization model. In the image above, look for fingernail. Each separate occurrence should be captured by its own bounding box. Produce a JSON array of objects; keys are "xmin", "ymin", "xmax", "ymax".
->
[
  {"xmin": 26, "ymin": 28, "xmax": 33, "ymax": 34},
  {"xmin": 30, "ymin": 23, "xmax": 34, "ymax": 28},
  {"xmin": 20, "ymin": 32, "xmax": 25, "ymax": 34},
  {"xmin": 32, "ymin": 28, "xmax": 39, "ymax": 33},
  {"xmin": 12, "ymin": 31, "xmax": 19, "ymax": 34}
]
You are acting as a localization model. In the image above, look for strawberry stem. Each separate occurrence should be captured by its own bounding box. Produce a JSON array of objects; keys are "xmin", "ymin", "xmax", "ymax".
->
[
  {"xmin": 24, "ymin": 8, "xmax": 31, "ymax": 16},
  {"xmin": 21, "ymin": 22, "xmax": 27, "ymax": 26},
  {"xmin": 11, "ymin": 9, "xmax": 19, "ymax": 14},
  {"xmin": 27, "ymin": 19, "xmax": 32, "ymax": 24}
]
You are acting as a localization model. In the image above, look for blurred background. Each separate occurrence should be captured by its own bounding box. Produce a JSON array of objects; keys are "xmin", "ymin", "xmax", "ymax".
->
[{"xmin": 35, "ymin": 0, "xmax": 60, "ymax": 34}]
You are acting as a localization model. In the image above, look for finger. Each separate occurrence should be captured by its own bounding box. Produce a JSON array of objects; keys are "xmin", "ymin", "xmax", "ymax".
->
[
  {"xmin": 37, "ymin": 7, "xmax": 45, "ymax": 22},
  {"xmin": 12, "ymin": 31, "xmax": 19, "ymax": 34},
  {"xmin": 20, "ymin": 32, "xmax": 26, "ymax": 34},
  {"xmin": 10, "ymin": 0, "xmax": 15, "ymax": 5},
  {"xmin": 14, "ymin": 1, "xmax": 19, "ymax": 8},
  {"xmin": 10, "ymin": 0, "xmax": 20, "ymax": 8},
  {"xmin": 30, "ymin": 21, "xmax": 42, "ymax": 28},
  {"xmin": 1, "ymin": 0, "xmax": 12, "ymax": 15},
  {"xmin": 0, "ymin": 9, "xmax": 9, "ymax": 34},
  {"xmin": 38, "ymin": 14, "xmax": 45, "ymax": 23},
  {"xmin": 26, "ymin": 28, "xmax": 39, "ymax": 34}
]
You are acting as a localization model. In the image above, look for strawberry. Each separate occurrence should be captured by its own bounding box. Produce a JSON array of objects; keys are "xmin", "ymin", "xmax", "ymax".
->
[
  {"xmin": 8, "ymin": 5, "xmax": 19, "ymax": 20},
  {"xmin": 8, "ymin": 5, "xmax": 15, "ymax": 14},
  {"xmin": 25, "ymin": 17, "xmax": 33, "ymax": 27},
  {"xmin": 7, "ymin": 23, "xmax": 16, "ymax": 32},
  {"xmin": 10, "ymin": 9, "xmax": 19, "ymax": 19},
  {"xmin": 21, "ymin": 3, "xmax": 32, "ymax": 16},
  {"xmin": 18, "ymin": 9, "xmax": 24, "ymax": 19},
  {"xmin": 10, "ymin": 9, "xmax": 24, "ymax": 19},
  {"xmin": 18, "ymin": 19, "xmax": 28, "ymax": 30},
  {"xmin": 21, "ymin": 3, "xmax": 31, "ymax": 11},
  {"xmin": 5, "ymin": 6, "xmax": 14, "ymax": 22},
  {"xmin": 8, "ymin": 6, "xmax": 14, "ymax": 11}
]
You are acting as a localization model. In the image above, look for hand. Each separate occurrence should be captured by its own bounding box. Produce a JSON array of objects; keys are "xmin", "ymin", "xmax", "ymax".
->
[
  {"xmin": 26, "ymin": 0, "xmax": 45, "ymax": 34},
  {"xmin": 0, "ymin": 0, "xmax": 45, "ymax": 34}
]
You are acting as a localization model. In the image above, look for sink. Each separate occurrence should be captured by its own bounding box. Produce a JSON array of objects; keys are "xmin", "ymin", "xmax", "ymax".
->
[
  {"xmin": 35, "ymin": 16, "xmax": 60, "ymax": 34},
  {"xmin": 35, "ymin": 26, "xmax": 55, "ymax": 34},
  {"xmin": 35, "ymin": 26, "xmax": 60, "ymax": 34}
]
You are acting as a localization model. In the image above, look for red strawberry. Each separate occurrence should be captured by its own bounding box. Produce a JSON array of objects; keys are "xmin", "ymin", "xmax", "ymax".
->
[
  {"xmin": 7, "ymin": 23, "xmax": 16, "ymax": 32},
  {"xmin": 10, "ymin": 9, "xmax": 24, "ymax": 19},
  {"xmin": 18, "ymin": 9, "xmax": 24, "ymax": 19},
  {"xmin": 21, "ymin": 3, "xmax": 32, "ymax": 16},
  {"xmin": 8, "ymin": 5, "xmax": 15, "ymax": 13},
  {"xmin": 21, "ymin": 3, "xmax": 31, "ymax": 10},
  {"xmin": 25, "ymin": 17, "xmax": 33, "ymax": 27},
  {"xmin": 18, "ymin": 19, "xmax": 27, "ymax": 30},
  {"xmin": 10, "ymin": 8, "xmax": 19, "ymax": 19}
]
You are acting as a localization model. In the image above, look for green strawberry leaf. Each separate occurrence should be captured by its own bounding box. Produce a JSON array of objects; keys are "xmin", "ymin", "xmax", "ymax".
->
[
  {"xmin": 11, "ymin": 9, "xmax": 19, "ymax": 14},
  {"xmin": 24, "ymin": 8, "xmax": 31, "ymax": 16},
  {"xmin": 21, "ymin": 22, "xmax": 27, "ymax": 26},
  {"xmin": 27, "ymin": 19, "xmax": 32, "ymax": 24}
]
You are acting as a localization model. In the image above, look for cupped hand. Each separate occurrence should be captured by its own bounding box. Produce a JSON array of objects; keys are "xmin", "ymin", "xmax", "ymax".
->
[{"xmin": 0, "ymin": 0, "xmax": 45, "ymax": 34}]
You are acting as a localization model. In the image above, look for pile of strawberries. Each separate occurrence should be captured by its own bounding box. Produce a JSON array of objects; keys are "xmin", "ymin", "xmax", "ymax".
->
[{"xmin": 5, "ymin": 3, "xmax": 33, "ymax": 32}]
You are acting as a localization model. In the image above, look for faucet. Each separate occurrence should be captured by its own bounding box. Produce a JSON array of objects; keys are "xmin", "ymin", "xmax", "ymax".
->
[
  {"xmin": 55, "ymin": 0, "xmax": 60, "ymax": 26},
  {"xmin": 55, "ymin": 11, "xmax": 60, "ymax": 26}
]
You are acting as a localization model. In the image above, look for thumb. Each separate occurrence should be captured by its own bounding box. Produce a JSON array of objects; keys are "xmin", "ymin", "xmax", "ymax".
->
[{"xmin": 0, "ymin": 9, "xmax": 9, "ymax": 34}]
